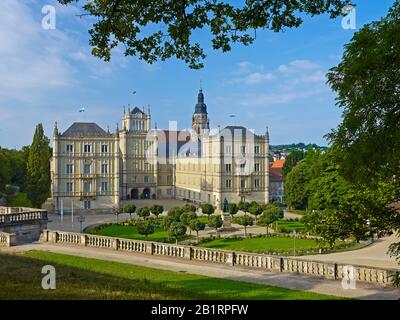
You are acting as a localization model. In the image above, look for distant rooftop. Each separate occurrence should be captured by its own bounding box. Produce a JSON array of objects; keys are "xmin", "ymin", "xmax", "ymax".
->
[{"xmin": 61, "ymin": 122, "xmax": 111, "ymax": 138}]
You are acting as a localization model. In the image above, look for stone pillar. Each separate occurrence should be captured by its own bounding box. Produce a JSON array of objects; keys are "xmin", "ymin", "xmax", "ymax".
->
[
  {"xmin": 80, "ymin": 234, "xmax": 87, "ymax": 247},
  {"xmin": 112, "ymin": 238, "xmax": 118, "ymax": 250},
  {"xmin": 184, "ymin": 246, "xmax": 192, "ymax": 260},
  {"xmin": 146, "ymin": 242, "xmax": 154, "ymax": 255},
  {"xmin": 226, "ymin": 252, "xmax": 235, "ymax": 266}
]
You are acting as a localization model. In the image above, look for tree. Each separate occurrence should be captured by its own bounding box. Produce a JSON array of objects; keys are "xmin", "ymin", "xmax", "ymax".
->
[
  {"xmin": 284, "ymin": 161, "xmax": 310, "ymax": 210},
  {"xmin": 113, "ymin": 207, "xmax": 122, "ymax": 223},
  {"xmin": 248, "ymin": 202, "xmax": 262, "ymax": 222},
  {"xmin": 190, "ymin": 219, "xmax": 206, "ymax": 242},
  {"xmin": 26, "ymin": 124, "xmax": 51, "ymax": 208},
  {"xmin": 168, "ymin": 222, "xmax": 187, "ymax": 244},
  {"xmin": 208, "ymin": 215, "xmax": 223, "ymax": 236},
  {"xmin": 227, "ymin": 203, "xmax": 238, "ymax": 219},
  {"xmin": 124, "ymin": 204, "xmax": 136, "ymax": 219},
  {"xmin": 282, "ymin": 149, "xmax": 305, "ymax": 177},
  {"xmin": 150, "ymin": 204, "xmax": 164, "ymax": 217},
  {"xmin": 237, "ymin": 201, "xmax": 250, "ymax": 214},
  {"xmin": 201, "ymin": 203, "xmax": 214, "ymax": 221},
  {"xmin": 326, "ymin": 1, "xmax": 400, "ymax": 185},
  {"xmin": 137, "ymin": 207, "xmax": 150, "ymax": 219},
  {"xmin": 167, "ymin": 207, "xmax": 183, "ymax": 221},
  {"xmin": 136, "ymin": 221, "xmax": 155, "ymax": 239},
  {"xmin": 59, "ymin": 0, "xmax": 348, "ymax": 69},
  {"xmin": 182, "ymin": 203, "xmax": 197, "ymax": 213},
  {"xmin": 180, "ymin": 211, "xmax": 197, "ymax": 235},
  {"xmin": 258, "ymin": 208, "xmax": 280, "ymax": 235},
  {"xmin": 303, "ymin": 209, "xmax": 347, "ymax": 248},
  {"xmin": 235, "ymin": 215, "xmax": 254, "ymax": 237}
]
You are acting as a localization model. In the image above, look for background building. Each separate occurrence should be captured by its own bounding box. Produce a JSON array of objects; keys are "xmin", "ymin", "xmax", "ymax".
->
[{"xmin": 50, "ymin": 89, "xmax": 270, "ymax": 213}]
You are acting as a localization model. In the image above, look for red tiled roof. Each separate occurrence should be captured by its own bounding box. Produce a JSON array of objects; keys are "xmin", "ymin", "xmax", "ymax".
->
[{"xmin": 271, "ymin": 159, "xmax": 285, "ymax": 169}]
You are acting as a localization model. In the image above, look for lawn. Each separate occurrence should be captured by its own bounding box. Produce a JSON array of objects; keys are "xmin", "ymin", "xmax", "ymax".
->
[
  {"xmin": 276, "ymin": 219, "xmax": 307, "ymax": 232},
  {"xmin": 0, "ymin": 250, "xmax": 342, "ymax": 300},
  {"xmin": 198, "ymin": 236, "xmax": 320, "ymax": 254},
  {"xmin": 87, "ymin": 225, "xmax": 170, "ymax": 242}
]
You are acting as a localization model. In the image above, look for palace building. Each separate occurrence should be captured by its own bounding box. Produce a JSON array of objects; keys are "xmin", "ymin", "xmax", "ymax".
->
[{"xmin": 50, "ymin": 89, "xmax": 270, "ymax": 213}]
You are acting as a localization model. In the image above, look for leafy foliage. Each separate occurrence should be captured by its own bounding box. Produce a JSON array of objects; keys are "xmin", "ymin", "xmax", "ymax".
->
[
  {"xmin": 168, "ymin": 222, "xmax": 187, "ymax": 244},
  {"xmin": 26, "ymin": 124, "xmax": 51, "ymax": 208},
  {"xmin": 326, "ymin": 1, "xmax": 400, "ymax": 184},
  {"xmin": 150, "ymin": 204, "xmax": 164, "ymax": 217},
  {"xmin": 59, "ymin": 0, "xmax": 348, "ymax": 69},
  {"xmin": 136, "ymin": 221, "xmax": 155, "ymax": 238},
  {"xmin": 189, "ymin": 219, "xmax": 206, "ymax": 241},
  {"xmin": 137, "ymin": 207, "xmax": 150, "ymax": 219}
]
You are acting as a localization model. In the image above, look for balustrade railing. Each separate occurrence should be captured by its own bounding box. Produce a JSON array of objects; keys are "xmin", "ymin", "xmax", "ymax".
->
[
  {"xmin": 0, "ymin": 207, "xmax": 47, "ymax": 225},
  {"xmin": 40, "ymin": 229, "xmax": 398, "ymax": 287}
]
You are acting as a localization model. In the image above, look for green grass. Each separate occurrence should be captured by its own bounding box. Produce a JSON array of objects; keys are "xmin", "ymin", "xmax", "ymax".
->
[
  {"xmin": 198, "ymin": 236, "xmax": 320, "ymax": 254},
  {"xmin": 276, "ymin": 219, "xmax": 307, "ymax": 232},
  {"xmin": 87, "ymin": 225, "xmax": 170, "ymax": 242},
  {"xmin": 287, "ymin": 209, "xmax": 308, "ymax": 216},
  {"xmin": 0, "ymin": 250, "xmax": 342, "ymax": 300}
]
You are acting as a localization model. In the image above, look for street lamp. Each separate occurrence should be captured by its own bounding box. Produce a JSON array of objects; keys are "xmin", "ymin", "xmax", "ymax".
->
[{"xmin": 78, "ymin": 215, "xmax": 86, "ymax": 233}]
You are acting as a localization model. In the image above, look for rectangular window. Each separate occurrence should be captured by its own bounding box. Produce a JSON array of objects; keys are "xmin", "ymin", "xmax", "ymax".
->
[
  {"xmin": 241, "ymin": 145, "xmax": 246, "ymax": 154},
  {"xmin": 255, "ymin": 163, "xmax": 260, "ymax": 172},
  {"xmin": 254, "ymin": 145, "xmax": 260, "ymax": 154},
  {"xmin": 225, "ymin": 163, "xmax": 232, "ymax": 173},
  {"xmin": 167, "ymin": 175, "xmax": 172, "ymax": 184},
  {"xmin": 254, "ymin": 179, "xmax": 261, "ymax": 188},
  {"xmin": 133, "ymin": 176, "xmax": 137, "ymax": 183},
  {"xmin": 144, "ymin": 162, "xmax": 149, "ymax": 171},
  {"xmin": 83, "ymin": 164, "xmax": 91, "ymax": 174},
  {"xmin": 101, "ymin": 181, "xmax": 108, "ymax": 192},
  {"xmin": 240, "ymin": 163, "xmax": 246, "ymax": 173},
  {"xmin": 225, "ymin": 145, "xmax": 232, "ymax": 153},
  {"xmin": 83, "ymin": 181, "xmax": 91, "ymax": 193},
  {"xmin": 84, "ymin": 200, "xmax": 91, "ymax": 209},
  {"xmin": 240, "ymin": 179, "xmax": 246, "ymax": 188},
  {"xmin": 84, "ymin": 144, "xmax": 91, "ymax": 153},
  {"xmin": 101, "ymin": 144, "xmax": 108, "ymax": 153},
  {"xmin": 101, "ymin": 163, "xmax": 108, "ymax": 174},
  {"xmin": 66, "ymin": 144, "xmax": 73, "ymax": 153},
  {"xmin": 66, "ymin": 164, "xmax": 74, "ymax": 174},
  {"xmin": 66, "ymin": 182, "xmax": 73, "ymax": 192},
  {"xmin": 225, "ymin": 179, "xmax": 232, "ymax": 189},
  {"xmin": 144, "ymin": 176, "xmax": 149, "ymax": 183}
]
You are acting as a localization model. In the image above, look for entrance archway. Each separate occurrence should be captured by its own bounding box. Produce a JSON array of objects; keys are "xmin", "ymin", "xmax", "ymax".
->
[
  {"xmin": 131, "ymin": 188, "xmax": 139, "ymax": 199},
  {"xmin": 142, "ymin": 188, "xmax": 151, "ymax": 199}
]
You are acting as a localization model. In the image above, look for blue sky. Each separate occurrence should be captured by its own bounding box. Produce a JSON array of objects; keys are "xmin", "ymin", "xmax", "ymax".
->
[{"xmin": 0, "ymin": 0, "xmax": 395, "ymax": 149}]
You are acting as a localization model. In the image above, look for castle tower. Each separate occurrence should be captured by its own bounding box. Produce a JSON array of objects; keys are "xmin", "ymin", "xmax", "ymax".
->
[{"xmin": 192, "ymin": 89, "xmax": 209, "ymax": 138}]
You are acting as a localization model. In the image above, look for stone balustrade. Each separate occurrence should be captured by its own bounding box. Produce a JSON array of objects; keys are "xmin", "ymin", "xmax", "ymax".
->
[
  {"xmin": 0, "ymin": 232, "xmax": 17, "ymax": 247},
  {"xmin": 40, "ymin": 230, "xmax": 398, "ymax": 287},
  {"xmin": 0, "ymin": 207, "xmax": 48, "ymax": 226}
]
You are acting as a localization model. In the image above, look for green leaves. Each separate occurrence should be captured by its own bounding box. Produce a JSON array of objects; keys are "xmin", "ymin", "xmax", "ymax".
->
[
  {"xmin": 59, "ymin": 0, "xmax": 348, "ymax": 68},
  {"xmin": 26, "ymin": 124, "xmax": 51, "ymax": 208},
  {"xmin": 327, "ymin": 0, "xmax": 400, "ymax": 184}
]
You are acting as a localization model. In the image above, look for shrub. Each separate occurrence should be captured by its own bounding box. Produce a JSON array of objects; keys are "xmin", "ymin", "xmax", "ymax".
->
[
  {"xmin": 150, "ymin": 204, "xmax": 164, "ymax": 217},
  {"xmin": 201, "ymin": 203, "xmax": 214, "ymax": 219},
  {"xmin": 137, "ymin": 207, "xmax": 150, "ymax": 219},
  {"xmin": 136, "ymin": 221, "xmax": 155, "ymax": 238}
]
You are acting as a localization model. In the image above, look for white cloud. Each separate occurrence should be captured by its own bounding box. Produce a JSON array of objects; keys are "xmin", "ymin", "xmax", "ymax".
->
[
  {"xmin": 278, "ymin": 60, "xmax": 320, "ymax": 73},
  {"xmin": 0, "ymin": 0, "xmax": 77, "ymax": 102},
  {"xmin": 231, "ymin": 72, "xmax": 276, "ymax": 85}
]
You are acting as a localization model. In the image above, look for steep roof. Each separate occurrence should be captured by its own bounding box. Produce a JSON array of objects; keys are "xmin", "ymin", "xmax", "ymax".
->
[
  {"xmin": 271, "ymin": 159, "xmax": 285, "ymax": 169},
  {"xmin": 131, "ymin": 107, "xmax": 144, "ymax": 114},
  {"xmin": 61, "ymin": 122, "xmax": 111, "ymax": 138}
]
